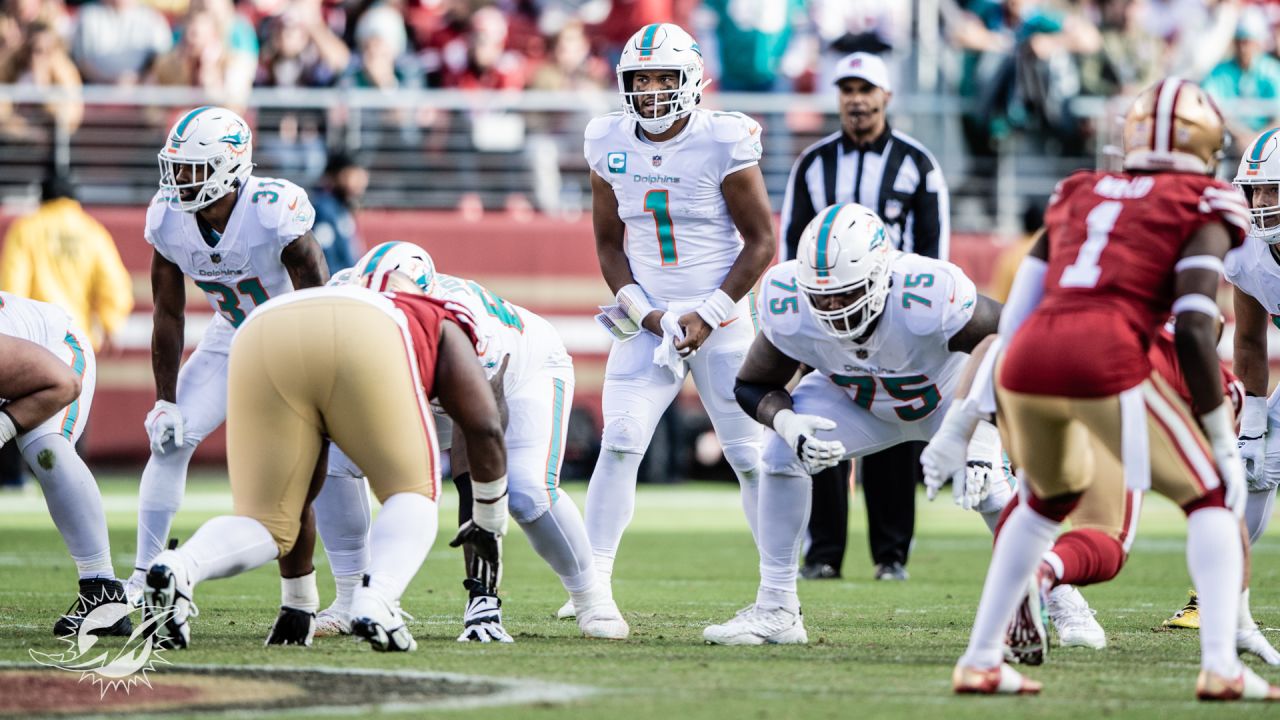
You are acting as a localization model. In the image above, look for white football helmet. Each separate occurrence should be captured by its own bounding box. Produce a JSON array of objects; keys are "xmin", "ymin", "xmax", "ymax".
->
[
  {"xmin": 796, "ymin": 203, "xmax": 894, "ymax": 341},
  {"xmin": 354, "ymin": 241, "xmax": 438, "ymax": 294},
  {"xmin": 158, "ymin": 106, "xmax": 253, "ymax": 213},
  {"xmin": 617, "ymin": 23, "xmax": 709, "ymax": 135},
  {"xmin": 1235, "ymin": 127, "xmax": 1280, "ymax": 243}
]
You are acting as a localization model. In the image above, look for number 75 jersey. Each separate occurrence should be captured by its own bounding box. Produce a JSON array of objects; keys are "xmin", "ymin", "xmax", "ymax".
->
[
  {"xmin": 145, "ymin": 175, "xmax": 315, "ymax": 351},
  {"xmin": 757, "ymin": 255, "xmax": 977, "ymax": 426},
  {"xmin": 584, "ymin": 108, "xmax": 763, "ymax": 302}
]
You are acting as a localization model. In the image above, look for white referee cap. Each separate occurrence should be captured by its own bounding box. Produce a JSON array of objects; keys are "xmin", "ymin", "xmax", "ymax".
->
[{"xmin": 833, "ymin": 52, "xmax": 891, "ymax": 92}]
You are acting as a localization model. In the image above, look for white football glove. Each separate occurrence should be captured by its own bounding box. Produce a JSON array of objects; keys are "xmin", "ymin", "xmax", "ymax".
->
[
  {"xmin": 773, "ymin": 409, "xmax": 845, "ymax": 475},
  {"xmin": 922, "ymin": 398, "xmax": 983, "ymax": 502},
  {"xmin": 1202, "ymin": 402, "xmax": 1246, "ymax": 516},
  {"xmin": 652, "ymin": 312, "xmax": 688, "ymax": 380},
  {"xmin": 1239, "ymin": 395, "xmax": 1269, "ymax": 491},
  {"xmin": 456, "ymin": 594, "xmax": 514, "ymax": 643},
  {"xmin": 145, "ymin": 400, "xmax": 184, "ymax": 455}
]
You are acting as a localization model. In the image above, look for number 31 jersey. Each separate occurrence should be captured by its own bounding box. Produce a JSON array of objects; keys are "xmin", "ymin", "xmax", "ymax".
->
[
  {"xmin": 1001, "ymin": 170, "xmax": 1248, "ymax": 398},
  {"xmin": 585, "ymin": 108, "xmax": 763, "ymax": 303},
  {"xmin": 145, "ymin": 175, "xmax": 316, "ymax": 351},
  {"xmin": 757, "ymin": 254, "xmax": 977, "ymax": 425}
]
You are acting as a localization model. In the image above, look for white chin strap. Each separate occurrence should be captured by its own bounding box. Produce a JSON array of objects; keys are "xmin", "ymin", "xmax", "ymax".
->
[{"xmin": 638, "ymin": 113, "xmax": 680, "ymax": 135}]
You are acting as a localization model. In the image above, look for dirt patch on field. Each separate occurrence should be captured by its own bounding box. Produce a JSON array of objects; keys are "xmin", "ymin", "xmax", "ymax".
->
[{"xmin": 0, "ymin": 664, "xmax": 587, "ymax": 717}]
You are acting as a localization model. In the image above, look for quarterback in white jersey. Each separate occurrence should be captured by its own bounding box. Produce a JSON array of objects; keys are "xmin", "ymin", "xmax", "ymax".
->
[
  {"xmin": 308, "ymin": 242, "xmax": 627, "ymax": 642},
  {"xmin": 0, "ymin": 292, "xmax": 131, "ymax": 637},
  {"xmin": 568, "ymin": 22, "xmax": 777, "ymax": 621},
  {"xmin": 1227, "ymin": 127, "xmax": 1280, "ymax": 544},
  {"xmin": 705, "ymin": 203, "xmax": 1008, "ymax": 645},
  {"xmin": 127, "ymin": 107, "xmax": 330, "ymax": 637}
]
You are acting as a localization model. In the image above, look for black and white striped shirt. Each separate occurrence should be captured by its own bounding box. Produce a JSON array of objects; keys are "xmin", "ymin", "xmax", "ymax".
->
[{"xmin": 780, "ymin": 124, "xmax": 950, "ymax": 261}]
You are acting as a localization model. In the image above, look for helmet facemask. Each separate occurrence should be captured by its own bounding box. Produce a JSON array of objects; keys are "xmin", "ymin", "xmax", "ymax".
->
[
  {"xmin": 799, "ymin": 264, "xmax": 891, "ymax": 341},
  {"xmin": 618, "ymin": 65, "xmax": 706, "ymax": 134},
  {"xmin": 158, "ymin": 154, "xmax": 237, "ymax": 213},
  {"xmin": 1236, "ymin": 181, "xmax": 1280, "ymax": 243}
]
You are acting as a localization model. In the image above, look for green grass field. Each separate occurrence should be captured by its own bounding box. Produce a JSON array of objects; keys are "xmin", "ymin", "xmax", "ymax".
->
[{"xmin": 3, "ymin": 472, "xmax": 1280, "ymax": 718}]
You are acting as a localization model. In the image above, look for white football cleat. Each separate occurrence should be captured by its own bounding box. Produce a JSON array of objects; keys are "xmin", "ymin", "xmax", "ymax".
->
[
  {"xmin": 350, "ymin": 581, "xmax": 416, "ymax": 652},
  {"xmin": 556, "ymin": 598, "xmax": 576, "ymax": 620},
  {"xmin": 576, "ymin": 597, "xmax": 629, "ymax": 640},
  {"xmin": 1196, "ymin": 665, "xmax": 1280, "ymax": 700},
  {"xmin": 953, "ymin": 662, "xmax": 1042, "ymax": 695},
  {"xmin": 1047, "ymin": 585, "xmax": 1106, "ymax": 650},
  {"xmin": 703, "ymin": 604, "xmax": 807, "ymax": 646},
  {"xmin": 314, "ymin": 604, "xmax": 353, "ymax": 637},
  {"xmin": 1239, "ymin": 626, "xmax": 1280, "ymax": 665},
  {"xmin": 145, "ymin": 551, "xmax": 198, "ymax": 650},
  {"xmin": 123, "ymin": 571, "xmax": 146, "ymax": 609}
]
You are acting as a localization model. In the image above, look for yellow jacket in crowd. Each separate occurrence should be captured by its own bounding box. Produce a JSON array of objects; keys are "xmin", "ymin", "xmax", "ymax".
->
[{"xmin": 0, "ymin": 197, "xmax": 133, "ymax": 350}]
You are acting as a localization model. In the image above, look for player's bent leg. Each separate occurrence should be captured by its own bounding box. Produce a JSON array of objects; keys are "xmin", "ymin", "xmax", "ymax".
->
[
  {"xmin": 1244, "ymin": 487, "xmax": 1276, "ymax": 545},
  {"xmin": 147, "ymin": 515, "xmax": 279, "ymax": 649},
  {"xmin": 131, "ymin": 346, "xmax": 230, "ymax": 601},
  {"xmin": 705, "ymin": 443, "xmax": 810, "ymax": 646},
  {"xmin": 20, "ymin": 434, "xmax": 129, "ymax": 637}
]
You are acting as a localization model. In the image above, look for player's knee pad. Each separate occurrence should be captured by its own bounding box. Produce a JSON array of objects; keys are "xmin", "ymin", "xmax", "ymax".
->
[
  {"xmin": 761, "ymin": 435, "xmax": 806, "ymax": 477},
  {"xmin": 721, "ymin": 441, "xmax": 761, "ymax": 475},
  {"xmin": 601, "ymin": 416, "xmax": 647, "ymax": 456},
  {"xmin": 509, "ymin": 486, "xmax": 550, "ymax": 525}
]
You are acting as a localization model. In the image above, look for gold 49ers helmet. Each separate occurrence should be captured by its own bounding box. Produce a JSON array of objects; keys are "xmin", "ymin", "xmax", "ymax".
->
[{"xmin": 1122, "ymin": 78, "xmax": 1226, "ymax": 175}]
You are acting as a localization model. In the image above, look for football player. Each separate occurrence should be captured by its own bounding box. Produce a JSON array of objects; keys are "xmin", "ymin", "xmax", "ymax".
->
[
  {"xmin": 951, "ymin": 79, "xmax": 1278, "ymax": 700},
  {"xmin": 0, "ymin": 294, "xmax": 130, "ymax": 638},
  {"xmin": 124, "ymin": 107, "xmax": 331, "ymax": 635},
  {"xmin": 145, "ymin": 274, "xmax": 507, "ymax": 651},
  {"xmin": 712, "ymin": 202, "xmax": 1010, "ymax": 644},
  {"xmin": 928, "ymin": 320, "xmax": 1280, "ymax": 666},
  {"xmin": 303, "ymin": 242, "xmax": 627, "ymax": 642},
  {"xmin": 564, "ymin": 22, "xmax": 777, "ymax": 620}
]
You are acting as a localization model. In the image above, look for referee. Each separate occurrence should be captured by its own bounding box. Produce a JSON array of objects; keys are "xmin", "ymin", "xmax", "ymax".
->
[{"xmin": 780, "ymin": 52, "xmax": 949, "ymax": 581}]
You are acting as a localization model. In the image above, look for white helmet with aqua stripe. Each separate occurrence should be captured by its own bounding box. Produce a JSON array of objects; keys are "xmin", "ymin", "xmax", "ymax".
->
[
  {"xmin": 616, "ymin": 23, "xmax": 709, "ymax": 135},
  {"xmin": 795, "ymin": 203, "xmax": 893, "ymax": 341},
  {"xmin": 158, "ymin": 105, "xmax": 253, "ymax": 213},
  {"xmin": 1234, "ymin": 127, "xmax": 1280, "ymax": 243},
  {"xmin": 353, "ymin": 241, "xmax": 438, "ymax": 294}
]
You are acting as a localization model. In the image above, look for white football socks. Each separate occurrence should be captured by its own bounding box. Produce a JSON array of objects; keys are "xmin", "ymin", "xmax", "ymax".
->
[
  {"xmin": 176, "ymin": 515, "xmax": 278, "ymax": 585},
  {"xmin": 584, "ymin": 449, "xmax": 644, "ymax": 562},
  {"xmin": 134, "ymin": 443, "xmax": 197, "ymax": 571},
  {"xmin": 313, "ymin": 472, "xmax": 372, "ymax": 577},
  {"xmin": 1187, "ymin": 506, "xmax": 1244, "ymax": 678},
  {"xmin": 365, "ymin": 493, "xmax": 438, "ymax": 601},
  {"xmin": 522, "ymin": 494, "xmax": 595, "ymax": 594},
  {"xmin": 22, "ymin": 435, "xmax": 114, "ymax": 579},
  {"xmin": 962, "ymin": 502, "xmax": 1060, "ymax": 669},
  {"xmin": 756, "ymin": 468, "xmax": 812, "ymax": 605}
]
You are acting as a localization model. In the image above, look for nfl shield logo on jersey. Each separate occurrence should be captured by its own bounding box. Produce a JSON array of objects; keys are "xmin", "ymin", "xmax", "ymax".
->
[
  {"xmin": 210, "ymin": 253, "xmax": 222, "ymax": 264},
  {"xmin": 652, "ymin": 155, "xmax": 663, "ymax": 167}
]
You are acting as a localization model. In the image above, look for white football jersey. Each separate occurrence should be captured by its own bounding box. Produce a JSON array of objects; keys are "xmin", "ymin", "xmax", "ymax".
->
[
  {"xmin": 145, "ymin": 175, "xmax": 316, "ymax": 350},
  {"xmin": 1226, "ymin": 235, "xmax": 1280, "ymax": 319},
  {"xmin": 584, "ymin": 108, "xmax": 763, "ymax": 303},
  {"xmin": 0, "ymin": 291, "xmax": 72, "ymax": 349},
  {"xmin": 432, "ymin": 273, "xmax": 570, "ymax": 395},
  {"xmin": 757, "ymin": 254, "xmax": 977, "ymax": 425}
]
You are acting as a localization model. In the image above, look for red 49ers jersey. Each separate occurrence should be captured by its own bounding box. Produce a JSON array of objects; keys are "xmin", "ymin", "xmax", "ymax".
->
[
  {"xmin": 1147, "ymin": 325, "xmax": 1244, "ymax": 419},
  {"xmin": 1001, "ymin": 170, "xmax": 1247, "ymax": 398}
]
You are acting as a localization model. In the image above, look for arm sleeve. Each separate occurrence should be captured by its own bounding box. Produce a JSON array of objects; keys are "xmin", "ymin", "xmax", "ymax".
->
[
  {"xmin": 721, "ymin": 115, "xmax": 763, "ymax": 181},
  {"xmin": 908, "ymin": 153, "xmax": 950, "ymax": 261},
  {"xmin": 780, "ymin": 154, "xmax": 817, "ymax": 261}
]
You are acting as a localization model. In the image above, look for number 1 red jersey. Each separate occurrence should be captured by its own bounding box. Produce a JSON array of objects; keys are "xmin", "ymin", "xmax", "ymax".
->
[{"xmin": 1000, "ymin": 170, "xmax": 1248, "ymax": 398}]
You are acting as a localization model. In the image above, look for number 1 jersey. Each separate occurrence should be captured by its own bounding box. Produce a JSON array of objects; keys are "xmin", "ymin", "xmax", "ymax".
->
[
  {"xmin": 145, "ymin": 175, "xmax": 316, "ymax": 351},
  {"xmin": 584, "ymin": 108, "xmax": 763, "ymax": 303},
  {"xmin": 1000, "ymin": 170, "xmax": 1248, "ymax": 398}
]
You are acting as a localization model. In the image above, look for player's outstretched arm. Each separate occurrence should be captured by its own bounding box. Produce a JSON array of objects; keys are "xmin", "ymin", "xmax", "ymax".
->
[
  {"xmin": 281, "ymin": 231, "xmax": 330, "ymax": 289},
  {"xmin": 150, "ymin": 250, "xmax": 187, "ymax": 403},
  {"xmin": 0, "ymin": 334, "xmax": 81, "ymax": 444},
  {"xmin": 947, "ymin": 295, "xmax": 1003, "ymax": 354}
]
